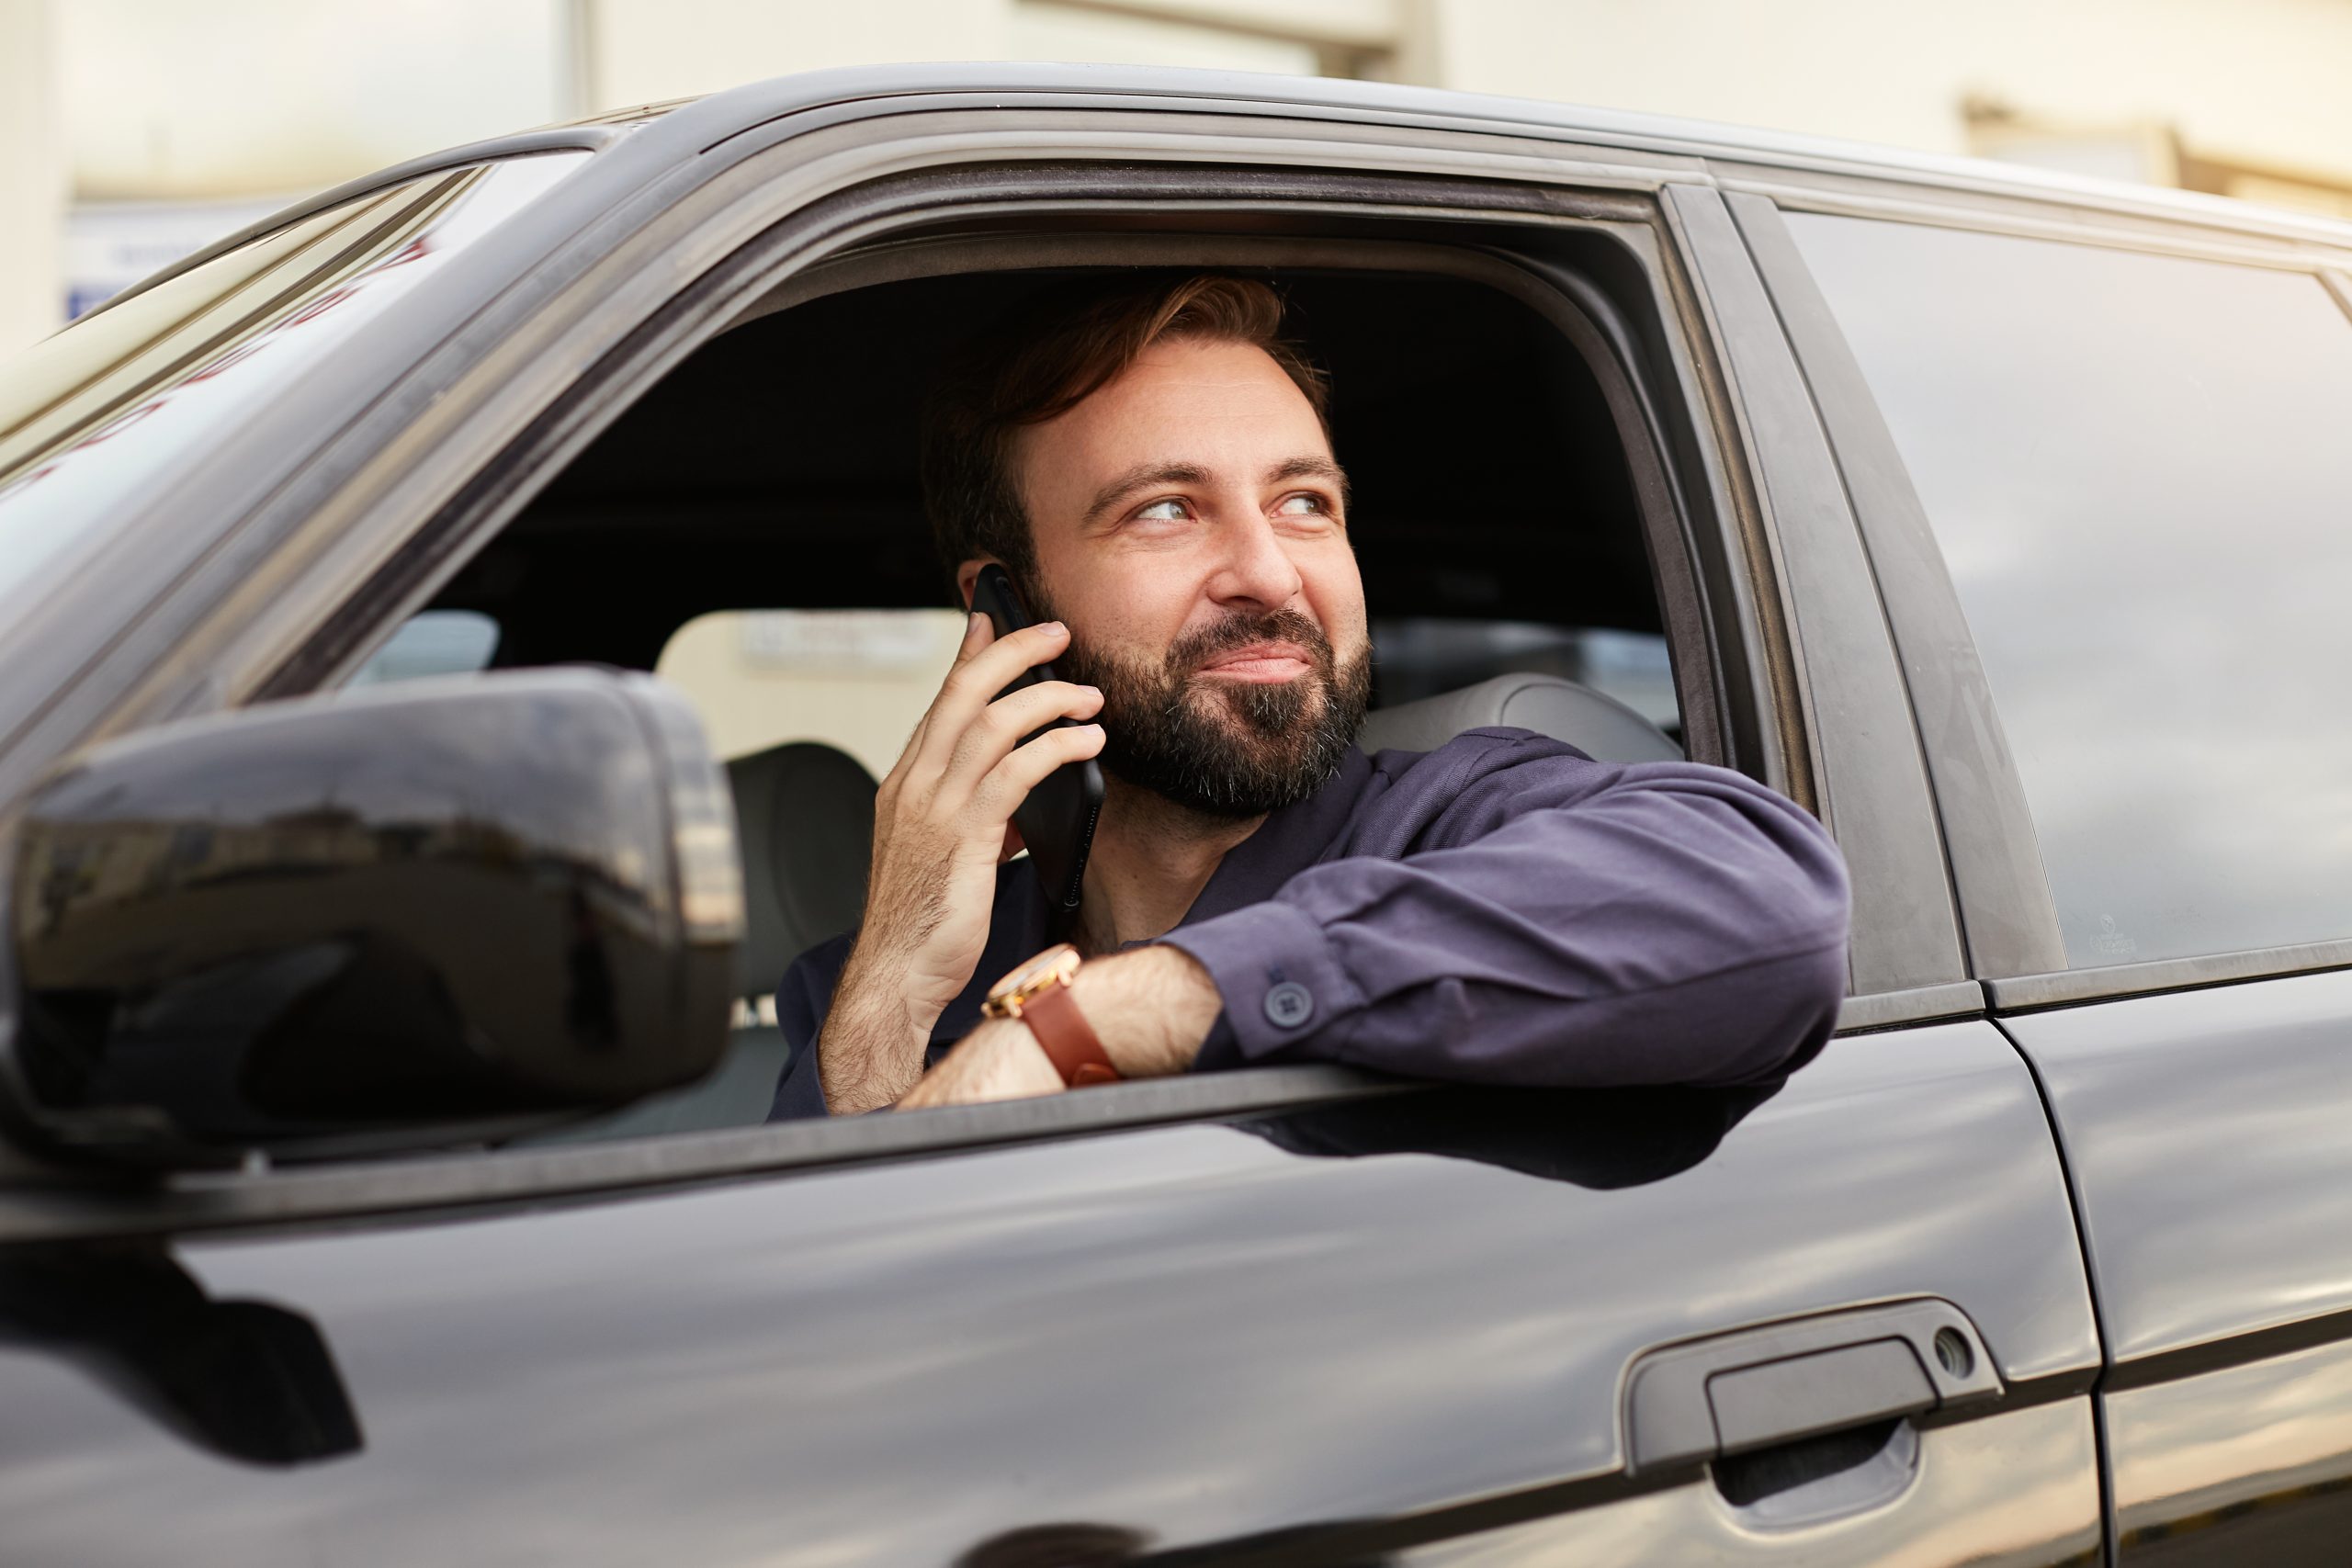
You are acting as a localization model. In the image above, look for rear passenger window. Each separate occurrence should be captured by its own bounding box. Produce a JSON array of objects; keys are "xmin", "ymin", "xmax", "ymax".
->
[{"xmin": 1788, "ymin": 214, "xmax": 2352, "ymax": 969}]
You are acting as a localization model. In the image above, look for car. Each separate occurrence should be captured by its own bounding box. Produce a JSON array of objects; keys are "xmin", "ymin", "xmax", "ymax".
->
[{"xmin": 3, "ymin": 62, "xmax": 2350, "ymax": 1568}]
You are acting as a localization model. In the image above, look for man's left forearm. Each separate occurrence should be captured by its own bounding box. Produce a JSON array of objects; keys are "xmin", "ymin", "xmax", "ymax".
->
[
  {"xmin": 894, "ymin": 945, "xmax": 1222, "ymax": 1110},
  {"xmin": 1077, "ymin": 943, "xmax": 1222, "ymax": 1076}
]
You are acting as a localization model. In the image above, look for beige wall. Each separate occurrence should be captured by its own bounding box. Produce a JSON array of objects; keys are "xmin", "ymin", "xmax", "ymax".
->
[
  {"xmin": 13, "ymin": 0, "xmax": 2352, "ymax": 355},
  {"xmin": 583, "ymin": 0, "xmax": 1006, "ymax": 107},
  {"xmin": 576, "ymin": 0, "xmax": 1396, "ymax": 107},
  {"xmin": 0, "ymin": 0, "xmax": 63, "ymax": 355},
  {"xmin": 28, "ymin": 0, "xmax": 2352, "ymax": 197},
  {"xmin": 58, "ymin": 0, "xmax": 565, "ymax": 200},
  {"xmin": 1432, "ymin": 0, "xmax": 2352, "ymax": 182}
]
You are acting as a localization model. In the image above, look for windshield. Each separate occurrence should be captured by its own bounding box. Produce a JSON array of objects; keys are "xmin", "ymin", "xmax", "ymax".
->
[{"xmin": 0, "ymin": 152, "xmax": 583, "ymax": 621}]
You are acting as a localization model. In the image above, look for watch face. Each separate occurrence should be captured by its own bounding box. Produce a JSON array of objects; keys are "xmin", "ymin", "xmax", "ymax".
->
[{"xmin": 992, "ymin": 943, "xmax": 1079, "ymax": 1001}]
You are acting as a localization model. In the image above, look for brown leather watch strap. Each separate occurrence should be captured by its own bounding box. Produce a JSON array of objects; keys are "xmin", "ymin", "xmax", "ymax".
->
[{"xmin": 1019, "ymin": 982, "xmax": 1120, "ymax": 1087}]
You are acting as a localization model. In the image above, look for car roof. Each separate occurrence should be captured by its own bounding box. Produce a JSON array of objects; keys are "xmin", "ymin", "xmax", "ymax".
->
[
  {"xmin": 593, "ymin": 62, "xmax": 2352, "ymax": 241},
  {"xmin": 95, "ymin": 62, "xmax": 2352, "ymax": 325}
]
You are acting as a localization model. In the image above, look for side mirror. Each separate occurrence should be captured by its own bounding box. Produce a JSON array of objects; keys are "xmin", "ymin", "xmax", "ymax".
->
[{"xmin": 3, "ymin": 669, "xmax": 743, "ymax": 1166}]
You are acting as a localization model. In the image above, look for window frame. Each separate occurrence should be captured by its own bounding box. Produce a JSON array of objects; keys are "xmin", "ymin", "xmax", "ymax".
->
[
  {"xmin": 652, "ymin": 221, "xmax": 1735, "ymax": 765},
  {"xmin": 68, "ymin": 107, "xmax": 1789, "ymax": 795},
  {"xmin": 0, "ymin": 103, "xmax": 1917, "ymax": 1221},
  {"xmin": 1740, "ymin": 175, "xmax": 2352, "ymax": 1013},
  {"xmin": 0, "ymin": 1065, "xmax": 1408, "ymax": 1244},
  {"xmin": 1665, "ymin": 183, "xmax": 1973, "ymax": 1010}
]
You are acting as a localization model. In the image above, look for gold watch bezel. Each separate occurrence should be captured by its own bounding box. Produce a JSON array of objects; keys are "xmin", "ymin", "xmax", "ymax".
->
[{"xmin": 982, "ymin": 943, "xmax": 1081, "ymax": 1021}]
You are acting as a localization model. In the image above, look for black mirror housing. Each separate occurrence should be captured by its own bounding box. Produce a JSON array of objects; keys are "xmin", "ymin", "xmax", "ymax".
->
[{"xmin": 3, "ymin": 669, "xmax": 744, "ymax": 1166}]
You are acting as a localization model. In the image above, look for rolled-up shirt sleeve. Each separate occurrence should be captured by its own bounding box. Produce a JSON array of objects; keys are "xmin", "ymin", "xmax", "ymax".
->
[{"xmin": 1160, "ymin": 733, "xmax": 1850, "ymax": 1089}]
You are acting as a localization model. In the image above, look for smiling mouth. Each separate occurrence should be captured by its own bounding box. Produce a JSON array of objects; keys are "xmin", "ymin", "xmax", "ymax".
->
[{"xmin": 1195, "ymin": 643, "xmax": 1314, "ymax": 683}]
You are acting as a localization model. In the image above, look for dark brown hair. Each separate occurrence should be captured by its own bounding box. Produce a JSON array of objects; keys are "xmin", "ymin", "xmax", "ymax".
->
[{"xmin": 919, "ymin": 275, "xmax": 1330, "ymax": 582}]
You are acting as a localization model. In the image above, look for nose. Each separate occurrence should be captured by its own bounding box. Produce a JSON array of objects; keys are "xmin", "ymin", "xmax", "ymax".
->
[{"xmin": 1206, "ymin": 513, "xmax": 1305, "ymax": 612}]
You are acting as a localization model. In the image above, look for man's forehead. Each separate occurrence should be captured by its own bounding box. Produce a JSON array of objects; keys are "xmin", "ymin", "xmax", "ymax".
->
[
  {"xmin": 1014, "ymin": 338, "xmax": 1335, "ymax": 507},
  {"xmin": 1069, "ymin": 340, "xmax": 1318, "ymax": 428}
]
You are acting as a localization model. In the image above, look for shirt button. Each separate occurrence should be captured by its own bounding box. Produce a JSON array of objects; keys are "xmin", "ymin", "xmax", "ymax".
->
[{"xmin": 1263, "ymin": 981, "xmax": 1315, "ymax": 1030}]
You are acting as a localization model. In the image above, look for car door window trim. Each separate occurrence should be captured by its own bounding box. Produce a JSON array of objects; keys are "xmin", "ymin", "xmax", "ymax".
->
[
  {"xmin": 1664, "ymin": 184, "xmax": 1964, "ymax": 996},
  {"xmin": 1835, "ymin": 981, "xmax": 1984, "ymax": 1035},
  {"xmin": 1712, "ymin": 167, "xmax": 2352, "ymax": 276},
  {"xmin": 0, "ymin": 119, "xmax": 1955, "ymax": 1234},
  {"xmin": 1987, "ymin": 940, "xmax": 2352, "ymax": 1014},
  {"xmin": 274, "ymin": 191, "xmax": 1727, "ymax": 726},
  {"xmin": 1727, "ymin": 191, "xmax": 2069, "ymax": 982},
  {"xmin": 0, "ymin": 105, "xmax": 1734, "ymax": 817},
  {"xmin": 0, "ymin": 1065, "xmax": 1404, "ymax": 1246},
  {"xmin": 227, "ymin": 164, "xmax": 1768, "ymax": 793},
  {"xmin": 725, "ymin": 224, "xmax": 1736, "ymax": 775},
  {"xmin": 0, "ymin": 160, "xmax": 1805, "ymax": 1231}
]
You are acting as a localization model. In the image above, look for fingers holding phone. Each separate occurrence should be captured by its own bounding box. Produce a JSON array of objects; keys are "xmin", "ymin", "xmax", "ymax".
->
[
  {"xmin": 899, "ymin": 615, "xmax": 1075, "ymax": 782},
  {"xmin": 966, "ymin": 566, "xmax": 1108, "ymax": 912},
  {"xmin": 887, "ymin": 620, "xmax": 1100, "ymax": 822},
  {"xmin": 822, "ymin": 613, "xmax": 1105, "ymax": 1111}
]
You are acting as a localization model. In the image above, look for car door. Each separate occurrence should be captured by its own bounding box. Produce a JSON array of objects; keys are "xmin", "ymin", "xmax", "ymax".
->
[
  {"xmin": 1738, "ymin": 177, "xmax": 2352, "ymax": 1563},
  {"xmin": 1, "ymin": 72, "xmax": 2102, "ymax": 1564},
  {"xmin": 0, "ymin": 1038, "xmax": 2096, "ymax": 1566}
]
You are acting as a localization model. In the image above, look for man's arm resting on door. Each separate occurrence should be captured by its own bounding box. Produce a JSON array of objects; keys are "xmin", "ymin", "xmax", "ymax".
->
[
  {"xmin": 895, "ymin": 945, "xmax": 1220, "ymax": 1109},
  {"xmin": 1161, "ymin": 737, "xmax": 1852, "ymax": 1091},
  {"xmin": 899, "ymin": 735, "xmax": 1852, "ymax": 1110}
]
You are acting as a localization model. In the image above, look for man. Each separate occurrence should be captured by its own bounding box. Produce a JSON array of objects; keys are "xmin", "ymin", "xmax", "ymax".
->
[{"xmin": 768, "ymin": 275, "xmax": 1848, "ymax": 1120}]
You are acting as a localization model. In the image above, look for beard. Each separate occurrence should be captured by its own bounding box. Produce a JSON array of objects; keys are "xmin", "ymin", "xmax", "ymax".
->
[{"xmin": 1039, "ymin": 594, "xmax": 1373, "ymax": 819}]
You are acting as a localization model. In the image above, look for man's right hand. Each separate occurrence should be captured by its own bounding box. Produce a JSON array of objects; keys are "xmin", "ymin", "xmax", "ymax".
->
[{"xmin": 818, "ymin": 611, "xmax": 1105, "ymax": 1113}]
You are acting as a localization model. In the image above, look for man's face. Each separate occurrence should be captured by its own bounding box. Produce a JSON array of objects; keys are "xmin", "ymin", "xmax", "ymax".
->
[{"xmin": 977, "ymin": 336, "xmax": 1372, "ymax": 818}]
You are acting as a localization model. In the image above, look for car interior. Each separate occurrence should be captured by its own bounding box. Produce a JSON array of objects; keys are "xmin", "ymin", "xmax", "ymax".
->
[{"xmin": 345, "ymin": 263, "xmax": 1695, "ymax": 1140}]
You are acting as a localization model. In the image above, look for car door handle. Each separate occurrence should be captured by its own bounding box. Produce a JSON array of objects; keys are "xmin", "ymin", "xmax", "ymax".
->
[{"xmin": 1622, "ymin": 1297, "xmax": 2001, "ymax": 1474}]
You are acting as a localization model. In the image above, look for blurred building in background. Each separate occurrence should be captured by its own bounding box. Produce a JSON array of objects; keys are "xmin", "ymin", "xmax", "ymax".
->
[{"xmin": 6, "ymin": 0, "xmax": 2352, "ymax": 353}]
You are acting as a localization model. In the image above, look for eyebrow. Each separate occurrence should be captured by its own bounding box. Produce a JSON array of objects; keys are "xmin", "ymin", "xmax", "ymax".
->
[
  {"xmin": 1269, "ymin": 456, "xmax": 1352, "ymax": 509},
  {"xmin": 1081, "ymin": 456, "xmax": 1352, "ymax": 525},
  {"xmin": 1083, "ymin": 462, "xmax": 1210, "ymax": 525}
]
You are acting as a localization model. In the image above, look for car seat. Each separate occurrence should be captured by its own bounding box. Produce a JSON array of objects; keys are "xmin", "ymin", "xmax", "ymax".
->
[{"xmin": 1356, "ymin": 671, "xmax": 1682, "ymax": 762}]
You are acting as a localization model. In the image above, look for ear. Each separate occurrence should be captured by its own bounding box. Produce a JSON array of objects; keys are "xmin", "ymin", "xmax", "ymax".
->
[{"xmin": 954, "ymin": 559, "xmax": 996, "ymax": 610}]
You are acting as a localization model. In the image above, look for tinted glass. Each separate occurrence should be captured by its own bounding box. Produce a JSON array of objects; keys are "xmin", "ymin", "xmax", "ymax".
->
[
  {"xmin": 0, "ymin": 153, "xmax": 582, "ymax": 617},
  {"xmin": 1789, "ymin": 212, "xmax": 2352, "ymax": 967},
  {"xmin": 348, "ymin": 609, "xmax": 502, "ymax": 686}
]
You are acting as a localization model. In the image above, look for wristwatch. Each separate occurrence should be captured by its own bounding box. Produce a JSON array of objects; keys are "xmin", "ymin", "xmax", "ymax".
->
[{"xmin": 981, "ymin": 943, "xmax": 1120, "ymax": 1087}]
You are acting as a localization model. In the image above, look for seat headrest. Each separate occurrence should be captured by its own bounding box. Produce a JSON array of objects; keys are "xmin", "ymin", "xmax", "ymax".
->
[
  {"xmin": 1356, "ymin": 672, "xmax": 1683, "ymax": 762},
  {"xmin": 725, "ymin": 741, "xmax": 877, "ymax": 998}
]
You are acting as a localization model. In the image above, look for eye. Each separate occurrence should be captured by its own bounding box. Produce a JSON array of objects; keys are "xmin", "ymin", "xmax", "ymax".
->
[
  {"xmin": 1275, "ymin": 492, "xmax": 1330, "ymax": 516},
  {"xmin": 1133, "ymin": 498, "xmax": 1191, "ymax": 522}
]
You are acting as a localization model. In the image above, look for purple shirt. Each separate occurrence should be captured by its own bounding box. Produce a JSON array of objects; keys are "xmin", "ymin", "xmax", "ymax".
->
[{"xmin": 768, "ymin": 728, "xmax": 1851, "ymax": 1121}]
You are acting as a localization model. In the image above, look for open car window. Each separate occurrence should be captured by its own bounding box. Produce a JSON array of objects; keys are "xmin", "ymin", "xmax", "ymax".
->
[{"xmin": 320, "ymin": 253, "xmax": 1705, "ymax": 1153}]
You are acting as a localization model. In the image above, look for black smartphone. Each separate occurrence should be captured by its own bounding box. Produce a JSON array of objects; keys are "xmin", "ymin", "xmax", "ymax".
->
[{"xmin": 969, "ymin": 564, "xmax": 1104, "ymax": 915}]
